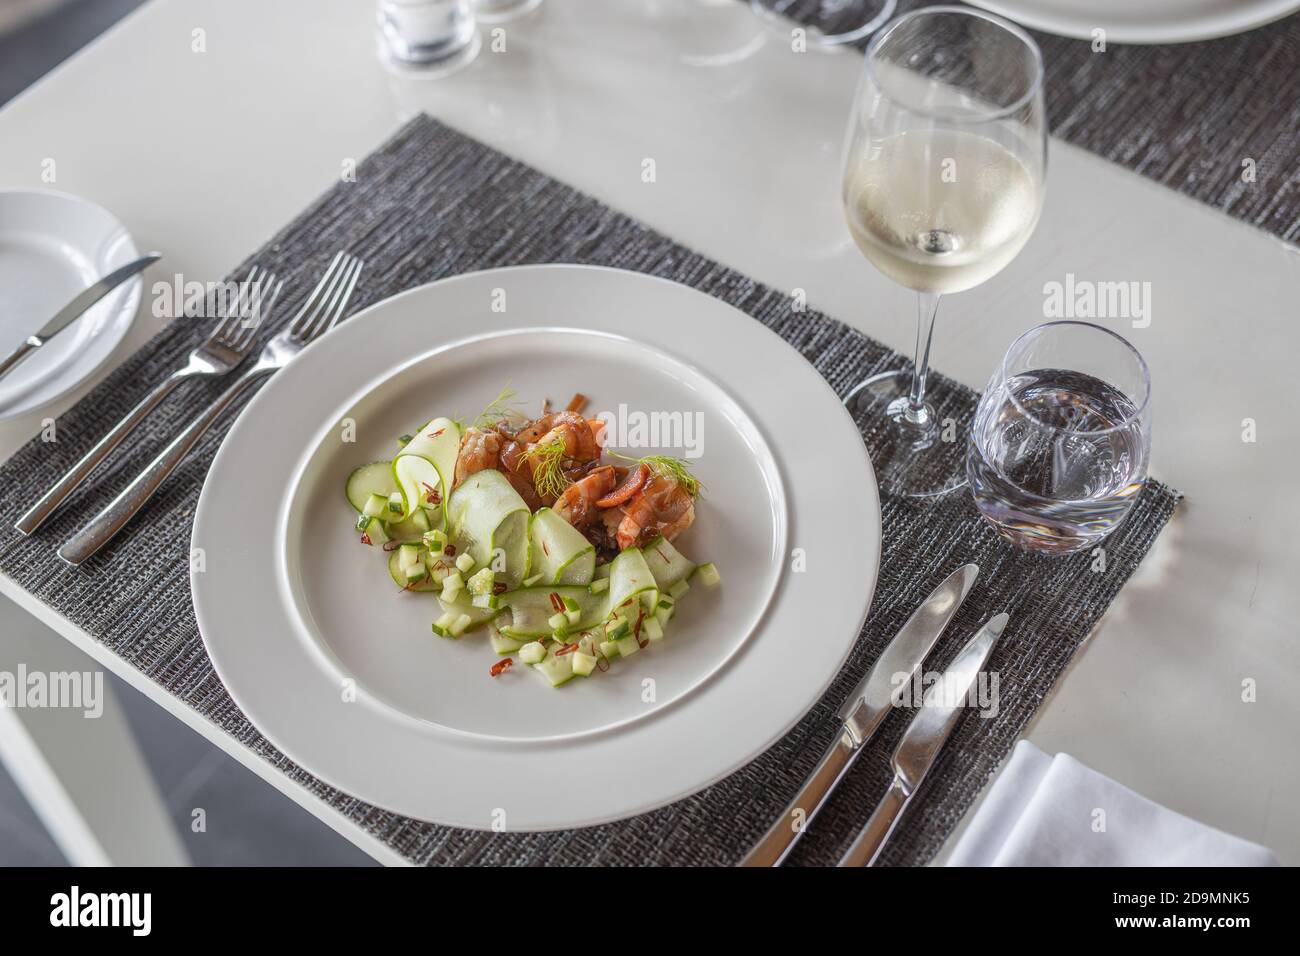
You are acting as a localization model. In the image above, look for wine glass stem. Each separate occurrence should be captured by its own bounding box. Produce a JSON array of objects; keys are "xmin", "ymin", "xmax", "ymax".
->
[{"xmin": 903, "ymin": 291, "xmax": 942, "ymax": 425}]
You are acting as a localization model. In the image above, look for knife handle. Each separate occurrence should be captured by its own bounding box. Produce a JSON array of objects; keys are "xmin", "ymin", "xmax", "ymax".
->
[
  {"xmin": 837, "ymin": 775, "xmax": 910, "ymax": 867},
  {"xmin": 738, "ymin": 727, "xmax": 859, "ymax": 867},
  {"xmin": 16, "ymin": 375, "xmax": 183, "ymax": 535},
  {"xmin": 0, "ymin": 338, "xmax": 39, "ymax": 382}
]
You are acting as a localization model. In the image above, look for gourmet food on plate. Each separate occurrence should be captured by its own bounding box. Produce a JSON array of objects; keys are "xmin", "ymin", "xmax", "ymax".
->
[{"xmin": 344, "ymin": 390, "xmax": 719, "ymax": 686}]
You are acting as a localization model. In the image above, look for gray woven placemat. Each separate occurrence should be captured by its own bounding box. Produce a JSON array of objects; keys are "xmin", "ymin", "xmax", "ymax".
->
[
  {"xmin": 0, "ymin": 115, "xmax": 1179, "ymax": 866},
  {"xmin": 773, "ymin": 0, "xmax": 1300, "ymax": 243}
]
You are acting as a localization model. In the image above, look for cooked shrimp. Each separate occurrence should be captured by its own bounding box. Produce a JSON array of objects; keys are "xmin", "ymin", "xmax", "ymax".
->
[
  {"xmin": 454, "ymin": 427, "xmax": 502, "ymax": 487},
  {"xmin": 616, "ymin": 474, "xmax": 695, "ymax": 550},
  {"xmin": 553, "ymin": 465, "xmax": 616, "ymax": 529},
  {"xmin": 514, "ymin": 411, "xmax": 600, "ymax": 461}
]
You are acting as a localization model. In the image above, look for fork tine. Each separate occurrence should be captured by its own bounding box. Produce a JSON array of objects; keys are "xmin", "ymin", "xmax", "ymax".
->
[
  {"xmin": 210, "ymin": 265, "xmax": 264, "ymax": 345},
  {"xmin": 242, "ymin": 272, "xmax": 281, "ymax": 337},
  {"xmin": 288, "ymin": 251, "xmax": 347, "ymax": 338},
  {"xmin": 302, "ymin": 256, "xmax": 362, "ymax": 342},
  {"xmin": 320, "ymin": 257, "xmax": 363, "ymax": 336}
]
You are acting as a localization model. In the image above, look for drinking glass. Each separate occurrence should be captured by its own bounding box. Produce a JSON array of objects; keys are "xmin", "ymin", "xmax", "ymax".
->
[
  {"xmin": 841, "ymin": 7, "xmax": 1047, "ymax": 497},
  {"xmin": 967, "ymin": 321, "xmax": 1152, "ymax": 554},
  {"xmin": 750, "ymin": 0, "xmax": 896, "ymax": 47},
  {"xmin": 376, "ymin": 0, "xmax": 480, "ymax": 73}
]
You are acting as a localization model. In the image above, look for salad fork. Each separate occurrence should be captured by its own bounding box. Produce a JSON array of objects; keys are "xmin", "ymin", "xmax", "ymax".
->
[
  {"xmin": 58, "ymin": 251, "xmax": 364, "ymax": 566},
  {"xmin": 15, "ymin": 266, "xmax": 274, "ymax": 535}
]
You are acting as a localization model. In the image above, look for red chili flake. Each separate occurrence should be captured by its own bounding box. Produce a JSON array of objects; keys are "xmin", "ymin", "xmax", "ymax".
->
[
  {"xmin": 422, "ymin": 482, "xmax": 442, "ymax": 504},
  {"xmin": 595, "ymin": 655, "xmax": 611, "ymax": 672},
  {"xmin": 554, "ymin": 642, "xmax": 580, "ymax": 657},
  {"xmin": 549, "ymin": 592, "xmax": 564, "ymax": 613},
  {"xmin": 493, "ymin": 582, "xmax": 507, "ymax": 595},
  {"xmin": 443, "ymin": 544, "xmax": 456, "ymax": 556},
  {"xmin": 383, "ymin": 540, "xmax": 401, "ymax": 552},
  {"xmin": 360, "ymin": 533, "xmax": 372, "ymax": 546},
  {"xmin": 489, "ymin": 658, "xmax": 513, "ymax": 677},
  {"xmin": 429, "ymin": 428, "xmax": 445, "ymax": 438},
  {"xmin": 542, "ymin": 542, "xmax": 550, "ymax": 556}
]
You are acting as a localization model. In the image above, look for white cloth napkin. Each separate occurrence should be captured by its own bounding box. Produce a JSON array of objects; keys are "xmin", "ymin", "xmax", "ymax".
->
[{"xmin": 947, "ymin": 741, "xmax": 1277, "ymax": 866}]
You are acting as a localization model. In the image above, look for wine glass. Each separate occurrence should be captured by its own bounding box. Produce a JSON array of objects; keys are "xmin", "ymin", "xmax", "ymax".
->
[
  {"xmin": 840, "ymin": 6, "xmax": 1047, "ymax": 497},
  {"xmin": 750, "ymin": 1, "xmax": 896, "ymax": 47}
]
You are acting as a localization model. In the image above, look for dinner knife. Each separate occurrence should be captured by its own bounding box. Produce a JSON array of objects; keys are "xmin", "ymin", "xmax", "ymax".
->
[
  {"xmin": 0, "ymin": 253, "xmax": 161, "ymax": 382},
  {"xmin": 738, "ymin": 563, "xmax": 980, "ymax": 867},
  {"xmin": 836, "ymin": 611, "xmax": 1009, "ymax": 867}
]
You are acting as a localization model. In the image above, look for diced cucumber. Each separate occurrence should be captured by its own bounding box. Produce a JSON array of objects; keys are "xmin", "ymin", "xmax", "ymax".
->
[
  {"xmin": 357, "ymin": 516, "xmax": 389, "ymax": 546},
  {"xmin": 355, "ymin": 513, "xmax": 372, "ymax": 532},
  {"xmin": 588, "ymin": 577, "xmax": 609, "ymax": 594},
  {"xmin": 472, "ymin": 592, "xmax": 498, "ymax": 610},
  {"xmin": 692, "ymin": 562, "xmax": 721, "ymax": 587},
  {"xmin": 489, "ymin": 627, "xmax": 524, "ymax": 656},
  {"xmin": 599, "ymin": 640, "xmax": 619, "ymax": 659},
  {"xmin": 467, "ymin": 567, "xmax": 495, "ymax": 595},
  {"xmin": 387, "ymin": 550, "xmax": 437, "ymax": 591},
  {"xmin": 547, "ymin": 611, "xmax": 568, "ymax": 631},
  {"xmin": 409, "ymin": 508, "xmax": 432, "ymax": 534},
  {"xmin": 387, "ymin": 492, "xmax": 404, "ymax": 515},
  {"xmin": 643, "ymin": 616, "xmax": 664, "ymax": 641},
  {"xmin": 422, "ymin": 528, "xmax": 447, "ymax": 551},
  {"xmin": 654, "ymin": 605, "xmax": 673, "ymax": 629},
  {"xmin": 345, "ymin": 461, "xmax": 398, "ymax": 513},
  {"xmin": 571, "ymin": 652, "xmax": 597, "ymax": 677},
  {"xmin": 455, "ymin": 552, "xmax": 476, "ymax": 574},
  {"xmin": 594, "ymin": 562, "xmax": 612, "ymax": 580},
  {"xmin": 519, "ymin": 641, "xmax": 546, "ymax": 665},
  {"xmin": 436, "ymin": 592, "xmax": 500, "ymax": 631},
  {"xmin": 449, "ymin": 613, "xmax": 473, "ymax": 637},
  {"xmin": 668, "ymin": 579, "xmax": 690, "ymax": 600},
  {"xmin": 440, "ymin": 573, "xmax": 464, "ymax": 603},
  {"xmin": 614, "ymin": 635, "xmax": 641, "ymax": 657},
  {"xmin": 497, "ymin": 585, "xmax": 606, "ymax": 638},
  {"xmin": 606, "ymin": 620, "xmax": 630, "ymax": 642},
  {"xmin": 431, "ymin": 611, "xmax": 457, "ymax": 637},
  {"xmin": 398, "ymin": 543, "xmax": 422, "ymax": 569},
  {"xmin": 533, "ymin": 650, "xmax": 575, "ymax": 687},
  {"xmin": 362, "ymin": 493, "xmax": 388, "ymax": 518}
]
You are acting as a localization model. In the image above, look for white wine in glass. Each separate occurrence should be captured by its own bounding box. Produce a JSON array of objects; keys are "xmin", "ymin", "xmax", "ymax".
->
[{"xmin": 841, "ymin": 7, "xmax": 1047, "ymax": 497}]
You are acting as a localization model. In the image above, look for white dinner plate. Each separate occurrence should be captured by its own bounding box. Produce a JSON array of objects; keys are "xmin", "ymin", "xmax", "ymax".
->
[
  {"xmin": 0, "ymin": 189, "xmax": 144, "ymax": 420},
  {"xmin": 192, "ymin": 264, "xmax": 880, "ymax": 829},
  {"xmin": 969, "ymin": 0, "xmax": 1300, "ymax": 43}
]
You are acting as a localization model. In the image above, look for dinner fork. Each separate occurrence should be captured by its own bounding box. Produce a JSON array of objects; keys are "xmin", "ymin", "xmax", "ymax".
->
[
  {"xmin": 15, "ymin": 266, "xmax": 275, "ymax": 535},
  {"xmin": 58, "ymin": 251, "xmax": 364, "ymax": 566}
]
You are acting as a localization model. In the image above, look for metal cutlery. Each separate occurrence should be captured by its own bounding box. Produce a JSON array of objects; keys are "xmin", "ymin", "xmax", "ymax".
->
[
  {"xmin": 836, "ymin": 612, "xmax": 1009, "ymax": 867},
  {"xmin": 16, "ymin": 266, "xmax": 273, "ymax": 535},
  {"xmin": 57, "ymin": 251, "xmax": 364, "ymax": 566},
  {"xmin": 0, "ymin": 253, "xmax": 161, "ymax": 382},
  {"xmin": 738, "ymin": 563, "xmax": 980, "ymax": 867}
]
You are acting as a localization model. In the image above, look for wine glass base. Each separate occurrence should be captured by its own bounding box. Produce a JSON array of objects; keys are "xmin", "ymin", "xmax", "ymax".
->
[
  {"xmin": 844, "ymin": 369, "xmax": 967, "ymax": 499},
  {"xmin": 750, "ymin": 0, "xmax": 897, "ymax": 48}
]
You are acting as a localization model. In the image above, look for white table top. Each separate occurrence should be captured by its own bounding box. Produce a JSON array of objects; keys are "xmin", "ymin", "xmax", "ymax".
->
[{"xmin": 1, "ymin": 0, "xmax": 1296, "ymax": 865}]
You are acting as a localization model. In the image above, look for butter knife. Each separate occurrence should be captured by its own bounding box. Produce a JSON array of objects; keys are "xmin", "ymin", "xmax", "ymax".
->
[
  {"xmin": 738, "ymin": 563, "xmax": 980, "ymax": 867},
  {"xmin": 836, "ymin": 611, "xmax": 1009, "ymax": 867},
  {"xmin": 0, "ymin": 253, "xmax": 160, "ymax": 382}
]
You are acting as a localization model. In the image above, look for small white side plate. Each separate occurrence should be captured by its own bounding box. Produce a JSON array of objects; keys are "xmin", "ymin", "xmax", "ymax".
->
[{"xmin": 0, "ymin": 189, "xmax": 144, "ymax": 420}]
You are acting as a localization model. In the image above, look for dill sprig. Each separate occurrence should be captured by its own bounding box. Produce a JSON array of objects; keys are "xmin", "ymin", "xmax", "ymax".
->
[
  {"xmin": 611, "ymin": 452, "xmax": 703, "ymax": 499},
  {"xmin": 527, "ymin": 434, "xmax": 572, "ymax": 499},
  {"xmin": 456, "ymin": 385, "xmax": 527, "ymax": 432}
]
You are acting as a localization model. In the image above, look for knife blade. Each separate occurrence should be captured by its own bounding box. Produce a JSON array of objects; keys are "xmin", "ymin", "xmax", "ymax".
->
[
  {"xmin": 836, "ymin": 611, "xmax": 1009, "ymax": 867},
  {"xmin": 737, "ymin": 563, "xmax": 980, "ymax": 867},
  {"xmin": 0, "ymin": 253, "xmax": 160, "ymax": 382}
]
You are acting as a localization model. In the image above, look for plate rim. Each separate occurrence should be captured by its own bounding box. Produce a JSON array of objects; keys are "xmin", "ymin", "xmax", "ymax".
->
[
  {"xmin": 192, "ymin": 263, "xmax": 882, "ymax": 830},
  {"xmin": 968, "ymin": 0, "xmax": 1300, "ymax": 43},
  {"xmin": 0, "ymin": 187, "xmax": 143, "ymax": 421}
]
